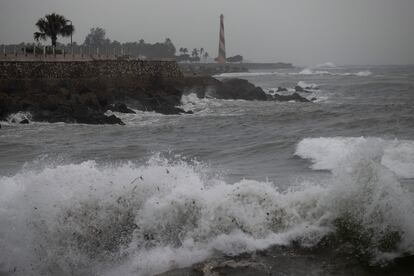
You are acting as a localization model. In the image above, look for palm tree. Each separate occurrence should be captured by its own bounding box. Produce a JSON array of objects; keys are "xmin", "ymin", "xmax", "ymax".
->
[
  {"xmin": 199, "ymin": 48, "xmax": 204, "ymax": 59},
  {"xmin": 183, "ymin": 48, "xmax": 188, "ymax": 55},
  {"xmin": 203, "ymin": 52, "xmax": 209, "ymax": 61},
  {"xmin": 191, "ymin": 48, "xmax": 199, "ymax": 58},
  {"xmin": 34, "ymin": 13, "xmax": 74, "ymax": 47}
]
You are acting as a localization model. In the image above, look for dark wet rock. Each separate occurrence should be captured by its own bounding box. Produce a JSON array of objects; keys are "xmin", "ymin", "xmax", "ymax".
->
[
  {"xmin": 130, "ymin": 85, "xmax": 189, "ymax": 115},
  {"xmin": 0, "ymin": 77, "xmax": 189, "ymax": 124},
  {"xmin": 30, "ymin": 104, "xmax": 125, "ymax": 125},
  {"xmin": 154, "ymin": 105, "xmax": 190, "ymax": 115},
  {"xmin": 295, "ymin": 85, "xmax": 304, "ymax": 92},
  {"xmin": 217, "ymin": 78, "xmax": 268, "ymax": 100},
  {"xmin": 19, "ymin": 119, "xmax": 29, "ymax": 124},
  {"xmin": 311, "ymin": 97, "xmax": 317, "ymax": 101},
  {"xmin": 181, "ymin": 77, "xmax": 268, "ymax": 101},
  {"xmin": 180, "ymin": 76, "xmax": 314, "ymax": 105},
  {"xmin": 294, "ymin": 85, "xmax": 311, "ymax": 92},
  {"xmin": 71, "ymin": 105, "xmax": 124, "ymax": 125},
  {"xmin": 303, "ymin": 85, "xmax": 319, "ymax": 90},
  {"xmin": 295, "ymin": 85, "xmax": 312, "ymax": 93},
  {"xmin": 159, "ymin": 243, "xmax": 413, "ymax": 276},
  {"xmin": 277, "ymin": 87, "xmax": 288, "ymax": 92},
  {"xmin": 0, "ymin": 75, "xmax": 311, "ymax": 125},
  {"xmin": 105, "ymin": 115, "xmax": 125, "ymax": 125},
  {"xmin": 272, "ymin": 92, "xmax": 310, "ymax": 102},
  {"xmin": 107, "ymin": 103, "xmax": 136, "ymax": 114}
]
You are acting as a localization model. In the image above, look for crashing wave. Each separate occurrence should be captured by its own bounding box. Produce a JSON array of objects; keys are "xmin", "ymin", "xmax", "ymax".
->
[
  {"xmin": 6, "ymin": 111, "xmax": 32, "ymax": 124},
  {"xmin": 296, "ymin": 68, "xmax": 332, "ymax": 75},
  {"xmin": 179, "ymin": 93, "xmax": 220, "ymax": 113},
  {"xmin": 291, "ymin": 69, "xmax": 372, "ymax": 77},
  {"xmin": 297, "ymin": 81, "xmax": 319, "ymax": 90},
  {"xmin": 213, "ymin": 72, "xmax": 280, "ymax": 78},
  {"xmin": 313, "ymin": 62, "xmax": 337, "ymax": 69},
  {"xmin": 1, "ymin": 144, "xmax": 413, "ymax": 275},
  {"xmin": 295, "ymin": 137, "xmax": 414, "ymax": 179},
  {"xmin": 348, "ymin": 70, "xmax": 372, "ymax": 77}
]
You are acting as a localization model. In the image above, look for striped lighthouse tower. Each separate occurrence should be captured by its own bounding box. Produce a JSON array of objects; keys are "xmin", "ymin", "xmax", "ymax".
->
[{"xmin": 217, "ymin": 14, "xmax": 226, "ymax": 64}]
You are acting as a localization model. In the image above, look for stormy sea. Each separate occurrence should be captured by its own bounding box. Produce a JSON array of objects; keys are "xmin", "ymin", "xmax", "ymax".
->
[{"xmin": 1, "ymin": 64, "xmax": 414, "ymax": 275}]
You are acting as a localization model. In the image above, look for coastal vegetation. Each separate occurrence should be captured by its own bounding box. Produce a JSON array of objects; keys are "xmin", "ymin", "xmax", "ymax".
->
[
  {"xmin": 2, "ymin": 14, "xmax": 242, "ymax": 63},
  {"xmin": 82, "ymin": 27, "xmax": 177, "ymax": 59},
  {"xmin": 34, "ymin": 13, "xmax": 74, "ymax": 47}
]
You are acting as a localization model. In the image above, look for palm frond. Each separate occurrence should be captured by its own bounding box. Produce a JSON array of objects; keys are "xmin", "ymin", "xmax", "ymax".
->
[
  {"xmin": 35, "ymin": 18, "xmax": 49, "ymax": 33},
  {"xmin": 61, "ymin": 24, "xmax": 75, "ymax": 37},
  {"xmin": 34, "ymin": 13, "xmax": 74, "ymax": 45},
  {"xmin": 34, "ymin": 32, "xmax": 47, "ymax": 41}
]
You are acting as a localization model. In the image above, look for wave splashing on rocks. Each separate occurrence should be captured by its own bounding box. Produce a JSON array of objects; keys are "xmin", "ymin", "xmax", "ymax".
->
[{"xmin": 1, "ymin": 140, "xmax": 413, "ymax": 275}]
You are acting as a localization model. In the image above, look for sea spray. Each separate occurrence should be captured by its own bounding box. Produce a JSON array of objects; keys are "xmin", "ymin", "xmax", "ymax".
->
[
  {"xmin": 1, "ymin": 144, "xmax": 413, "ymax": 275},
  {"xmin": 295, "ymin": 137, "xmax": 414, "ymax": 178},
  {"xmin": 291, "ymin": 69, "xmax": 372, "ymax": 77},
  {"xmin": 6, "ymin": 111, "xmax": 32, "ymax": 124}
]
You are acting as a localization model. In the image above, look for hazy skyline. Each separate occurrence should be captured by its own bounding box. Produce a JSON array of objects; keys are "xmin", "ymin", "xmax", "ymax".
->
[{"xmin": 1, "ymin": 0, "xmax": 413, "ymax": 66}]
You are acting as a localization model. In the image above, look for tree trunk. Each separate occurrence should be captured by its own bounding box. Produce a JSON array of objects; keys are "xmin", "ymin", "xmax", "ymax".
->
[{"xmin": 51, "ymin": 36, "xmax": 57, "ymax": 47}]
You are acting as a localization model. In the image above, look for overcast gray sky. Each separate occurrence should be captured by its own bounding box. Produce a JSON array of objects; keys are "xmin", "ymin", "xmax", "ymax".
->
[{"xmin": 0, "ymin": 0, "xmax": 413, "ymax": 65}]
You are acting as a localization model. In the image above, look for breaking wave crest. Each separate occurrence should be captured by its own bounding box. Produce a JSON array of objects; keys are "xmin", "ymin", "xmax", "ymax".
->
[
  {"xmin": 1, "ymin": 144, "xmax": 413, "ymax": 275},
  {"xmin": 180, "ymin": 93, "xmax": 222, "ymax": 114},
  {"xmin": 292, "ymin": 68, "xmax": 372, "ymax": 77},
  {"xmin": 313, "ymin": 62, "xmax": 337, "ymax": 69},
  {"xmin": 6, "ymin": 111, "xmax": 32, "ymax": 124},
  {"xmin": 214, "ymin": 72, "xmax": 280, "ymax": 78},
  {"xmin": 214, "ymin": 68, "xmax": 372, "ymax": 78},
  {"xmin": 295, "ymin": 137, "xmax": 414, "ymax": 178}
]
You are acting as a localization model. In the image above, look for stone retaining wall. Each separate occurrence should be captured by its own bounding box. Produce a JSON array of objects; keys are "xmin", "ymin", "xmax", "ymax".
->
[{"xmin": 0, "ymin": 60, "xmax": 182, "ymax": 80}]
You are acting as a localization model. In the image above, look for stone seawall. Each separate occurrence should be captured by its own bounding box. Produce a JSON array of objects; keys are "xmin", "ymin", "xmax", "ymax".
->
[{"xmin": 0, "ymin": 60, "xmax": 182, "ymax": 80}]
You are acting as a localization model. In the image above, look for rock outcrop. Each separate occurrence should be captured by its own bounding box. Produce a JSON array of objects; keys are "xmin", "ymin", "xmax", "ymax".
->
[
  {"xmin": 272, "ymin": 92, "xmax": 310, "ymax": 102},
  {"xmin": 180, "ymin": 76, "xmax": 310, "ymax": 103},
  {"xmin": 217, "ymin": 78, "xmax": 268, "ymax": 100},
  {"xmin": 0, "ymin": 75, "xmax": 311, "ymax": 125},
  {"xmin": 107, "ymin": 103, "xmax": 136, "ymax": 114},
  {"xmin": 0, "ymin": 77, "xmax": 189, "ymax": 125},
  {"xmin": 180, "ymin": 77, "xmax": 267, "ymax": 101},
  {"xmin": 294, "ymin": 85, "xmax": 312, "ymax": 93},
  {"xmin": 0, "ymin": 60, "xmax": 185, "ymax": 125}
]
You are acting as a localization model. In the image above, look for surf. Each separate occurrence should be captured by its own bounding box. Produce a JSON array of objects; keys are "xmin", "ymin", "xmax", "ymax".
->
[{"xmin": 1, "ymin": 140, "xmax": 413, "ymax": 275}]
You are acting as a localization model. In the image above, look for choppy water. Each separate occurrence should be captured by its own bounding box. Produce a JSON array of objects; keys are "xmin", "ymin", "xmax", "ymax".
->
[{"xmin": 1, "ymin": 64, "xmax": 414, "ymax": 275}]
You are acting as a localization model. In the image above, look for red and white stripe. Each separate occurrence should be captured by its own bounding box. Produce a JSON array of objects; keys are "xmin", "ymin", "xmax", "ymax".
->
[{"xmin": 217, "ymin": 14, "xmax": 226, "ymax": 64}]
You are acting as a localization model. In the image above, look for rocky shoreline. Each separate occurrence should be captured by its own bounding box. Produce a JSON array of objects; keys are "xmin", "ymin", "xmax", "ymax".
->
[{"xmin": 0, "ymin": 76, "xmax": 310, "ymax": 125}]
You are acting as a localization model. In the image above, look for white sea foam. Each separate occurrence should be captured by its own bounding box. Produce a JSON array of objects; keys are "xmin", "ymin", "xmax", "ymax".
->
[
  {"xmin": 1, "ymin": 145, "xmax": 413, "ymax": 275},
  {"xmin": 180, "ymin": 93, "xmax": 222, "ymax": 114},
  {"xmin": 295, "ymin": 137, "xmax": 414, "ymax": 178},
  {"xmin": 6, "ymin": 111, "xmax": 32, "ymax": 124},
  {"xmin": 351, "ymin": 70, "xmax": 372, "ymax": 77},
  {"xmin": 291, "ymin": 69, "xmax": 372, "ymax": 77},
  {"xmin": 105, "ymin": 109, "xmax": 166, "ymax": 126},
  {"xmin": 266, "ymin": 82, "xmax": 329, "ymax": 102},
  {"xmin": 297, "ymin": 81, "xmax": 319, "ymax": 90},
  {"xmin": 215, "ymin": 68, "xmax": 371, "ymax": 78},
  {"xmin": 296, "ymin": 68, "xmax": 331, "ymax": 76},
  {"xmin": 313, "ymin": 62, "xmax": 337, "ymax": 69},
  {"xmin": 214, "ymin": 72, "xmax": 280, "ymax": 78}
]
